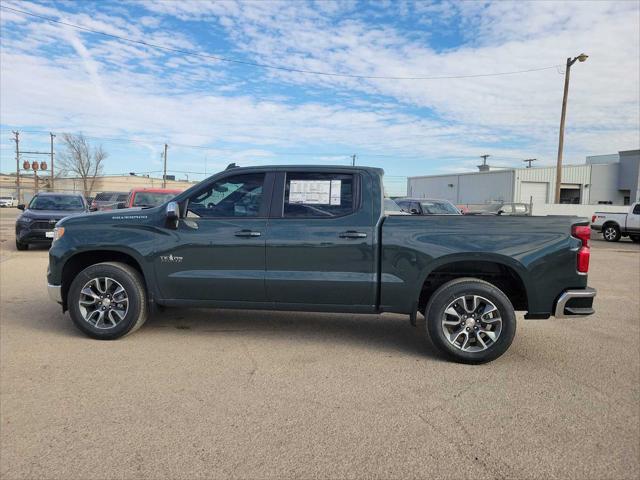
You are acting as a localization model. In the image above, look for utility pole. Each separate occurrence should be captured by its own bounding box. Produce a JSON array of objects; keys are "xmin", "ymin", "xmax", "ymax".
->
[
  {"xmin": 50, "ymin": 133, "xmax": 55, "ymax": 191},
  {"xmin": 523, "ymin": 158, "xmax": 537, "ymax": 168},
  {"xmin": 13, "ymin": 131, "xmax": 20, "ymax": 203},
  {"xmin": 351, "ymin": 154, "xmax": 356, "ymax": 166},
  {"xmin": 163, "ymin": 143, "xmax": 168, "ymax": 188},
  {"xmin": 555, "ymin": 53, "xmax": 588, "ymax": 203}
]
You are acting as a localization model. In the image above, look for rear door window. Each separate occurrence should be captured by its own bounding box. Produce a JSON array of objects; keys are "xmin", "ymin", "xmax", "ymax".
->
[{"xmin": 283, "ymin": 173, "xmax": 354, "ymax": 218}]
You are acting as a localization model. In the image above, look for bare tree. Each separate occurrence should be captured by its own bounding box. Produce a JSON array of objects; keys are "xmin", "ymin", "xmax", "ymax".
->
[{"xmin": 57, "ymin": 133, "xmax": 107, "ymax": 197}]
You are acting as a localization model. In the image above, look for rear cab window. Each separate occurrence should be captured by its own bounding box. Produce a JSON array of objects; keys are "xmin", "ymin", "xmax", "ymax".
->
[{"xmin": 283, "ymin": 173, "xmax": 354, "ymax": 218}]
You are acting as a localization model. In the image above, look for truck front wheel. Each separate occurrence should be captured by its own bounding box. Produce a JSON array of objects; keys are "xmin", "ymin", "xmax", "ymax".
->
[
  {"xmin": 67, "ymin": 262, "xmax": 148, "ymax": 340},
  {"xmin": 425, "ymin": 278, "xmax": 516, "ymax": 364}
]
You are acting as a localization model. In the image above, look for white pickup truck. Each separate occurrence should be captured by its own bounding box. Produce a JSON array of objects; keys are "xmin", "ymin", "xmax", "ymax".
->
[{"xmin": 591, "ymin": 202, "xmax": 640, "ymax": 242}]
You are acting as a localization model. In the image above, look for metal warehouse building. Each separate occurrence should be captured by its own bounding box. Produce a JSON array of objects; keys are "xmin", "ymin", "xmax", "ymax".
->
[{"xmin": 407, "ymin": 149, "xmax": 640, "ymax": 206}]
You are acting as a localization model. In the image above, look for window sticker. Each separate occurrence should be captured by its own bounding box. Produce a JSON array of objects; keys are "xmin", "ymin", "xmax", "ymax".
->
[{"xmin": 289, "ymin": 180, "xmax": 327, "ymax": 204}]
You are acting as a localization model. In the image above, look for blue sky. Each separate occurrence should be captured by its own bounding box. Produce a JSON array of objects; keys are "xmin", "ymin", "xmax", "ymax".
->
[{"xmin": 1, "ymin": 0, "xmax": 639, "ymax": 195}]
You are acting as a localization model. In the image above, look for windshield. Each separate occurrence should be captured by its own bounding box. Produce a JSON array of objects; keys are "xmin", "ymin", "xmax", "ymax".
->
[
  {"xmin": 28, "ymin": 195, "xmax": 85, "ymax": 211},
  {"xmin": 132, "ymin": 192, "xmax": 177, "ymax": 207},
  {"xmin": 420, "ymin": 200, "xmax": 460, "ymax": 215}
]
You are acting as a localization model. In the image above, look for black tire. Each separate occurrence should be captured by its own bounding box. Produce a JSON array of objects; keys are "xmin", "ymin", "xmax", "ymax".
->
[
  {"xmin": 15, "ymin": 239, "xmax": 28, "ymax": 250},
  {"xmin": 67, "ymin": 262, "xmax": 148, "ymax": 340},
  {"xmin": 630, "ymin": 235, "xmax": 640, "ymax": 243},
  {"xmin": 602, "ymin": 223, "xmax": 621, "ymax": 242},
  {"xmin": 425, "ymin": 278, "xmax": 516, "ymax": 364}
]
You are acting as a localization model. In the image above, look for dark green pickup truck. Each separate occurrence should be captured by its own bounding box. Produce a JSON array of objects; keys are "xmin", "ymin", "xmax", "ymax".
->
[{"xmin": 47, "ymin": 165, "xmax": 596, "ymax": 363}]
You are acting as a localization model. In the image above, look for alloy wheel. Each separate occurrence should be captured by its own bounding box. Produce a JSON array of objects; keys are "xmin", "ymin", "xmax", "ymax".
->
[
  {"xmin": 441, "ymin": 295, "xmax": 502, "ymax": 352},
  {"xmin": 78, "ymin": 277, "xmax": 129, "ymax": 329}
]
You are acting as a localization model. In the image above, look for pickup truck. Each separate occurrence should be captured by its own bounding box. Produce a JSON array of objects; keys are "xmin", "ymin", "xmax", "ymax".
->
[
  {"xmin": 591, "ymin": 202, "xmax": 640, "ymax": 242},
  {"xmin": 47, "ymin": 165, "xmax": 596, "ymax": 363}
]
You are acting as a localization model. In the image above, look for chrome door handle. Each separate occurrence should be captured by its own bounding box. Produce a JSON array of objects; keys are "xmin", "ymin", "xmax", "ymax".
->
[
  {"xmin": 339, "ymin": 231, "xmax": 367, "ymax": 239},
  {"xmin": 235, "ymin": 230, "xmax": 261, "ymax": 237}
]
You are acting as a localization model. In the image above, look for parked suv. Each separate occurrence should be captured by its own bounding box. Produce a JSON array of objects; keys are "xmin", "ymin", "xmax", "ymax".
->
[
  {"xmin": 0, "ymin": 195, "xmax": 18, "ymax": 207},
  {"xmin": 15, "ymin": 192, "xmax": 87, "ymax": 250}
]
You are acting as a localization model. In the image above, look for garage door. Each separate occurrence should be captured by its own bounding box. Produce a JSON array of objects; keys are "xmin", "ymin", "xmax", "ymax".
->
[{"xmin": 520, "ymin": 182, "xmax": 548, "ymax": 204}]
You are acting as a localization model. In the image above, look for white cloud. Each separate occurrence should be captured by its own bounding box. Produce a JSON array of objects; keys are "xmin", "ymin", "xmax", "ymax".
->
[{"xmin": 0, "ymin": 0, "xmax": 638, "ymax": 178}]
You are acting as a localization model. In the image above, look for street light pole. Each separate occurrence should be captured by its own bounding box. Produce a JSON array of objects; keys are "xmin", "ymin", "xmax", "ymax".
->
[{"xmin": 554, "ymin": 53, "xmax": 588, "ymax": 203}]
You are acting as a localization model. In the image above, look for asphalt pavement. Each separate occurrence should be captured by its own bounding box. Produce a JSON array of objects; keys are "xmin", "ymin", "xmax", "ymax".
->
[{"xmin": 1, "ymin": 207, "xmax": 638, "ymax": 479}]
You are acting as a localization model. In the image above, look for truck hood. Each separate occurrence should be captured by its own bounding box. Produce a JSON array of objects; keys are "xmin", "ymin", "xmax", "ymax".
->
[{"xmin": 57, "ymin": 205, "xmax": 162, "ymax": 226}]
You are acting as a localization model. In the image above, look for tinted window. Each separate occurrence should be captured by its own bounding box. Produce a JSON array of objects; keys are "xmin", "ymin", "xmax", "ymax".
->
[
  {"xmin": 420, "ymin": 200, "xmax": 460, "ymax": 214},
  {"xmin": 29, "ymin": 195, "xmax": 84, "ymax": 211},
  {"xmin": 284, "ymin": 173, "xmax": 354, "ymax": 218},
  {"xmin": 384, "ymin": 198, "xmax": 403, "ymax": 213},
  {"xmin": 132, "ymin": 192, "xmax": 177, "ymax": 207},
  {"xmin": 95, "ymin": 192, "xmax": 116, "ymax": 201},
  {"xmin": 187, "ymin": 173, "xmax": 264, "ymax": 218}
]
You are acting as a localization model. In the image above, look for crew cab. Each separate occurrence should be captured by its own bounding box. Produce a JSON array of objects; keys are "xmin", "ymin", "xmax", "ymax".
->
[
  {"xmin": 47, "ymin": 165, "xmax": 596, "ymax": 363},
  {"xmin": 591, "ymin": 202, "xmax": 640, "ymax": 242}
]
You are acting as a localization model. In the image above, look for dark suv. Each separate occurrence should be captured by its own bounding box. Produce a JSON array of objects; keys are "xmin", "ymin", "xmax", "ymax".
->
[{"xmin": 15, "ymin": 193, "xmax": 87, "ymax": 250}]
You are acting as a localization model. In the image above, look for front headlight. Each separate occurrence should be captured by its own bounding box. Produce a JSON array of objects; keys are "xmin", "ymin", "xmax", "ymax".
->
[
  {"xmin": 17, "ymin": 215, "xmax": 33, "ymax": 224},
  {"xmin": 52, "ymin": 226, "xmax": 65, "ymax": 242}
]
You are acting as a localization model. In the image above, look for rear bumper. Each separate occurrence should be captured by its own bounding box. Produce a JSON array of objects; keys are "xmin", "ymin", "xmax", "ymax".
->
[{"xmin": 554, "ymin": 287, "xmax": 596, "ymax": 318}]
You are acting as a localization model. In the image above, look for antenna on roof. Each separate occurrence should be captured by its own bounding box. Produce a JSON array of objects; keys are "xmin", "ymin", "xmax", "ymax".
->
[
  {"xmin": 523, "ymin": 158, "xmax": 537, "ymax": 168},
  {"xmin": 225, "ymin": 163, "xmax": 238, "ymax": 170}
]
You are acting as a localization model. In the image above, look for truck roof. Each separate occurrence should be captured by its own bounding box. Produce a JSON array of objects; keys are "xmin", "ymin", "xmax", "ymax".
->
[{"xmin": 222, "ymin": 164, "xmax": 385, "ymax": 176}]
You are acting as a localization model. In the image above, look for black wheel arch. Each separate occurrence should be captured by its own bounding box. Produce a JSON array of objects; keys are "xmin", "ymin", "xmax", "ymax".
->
[{"xmin": 60, "ymin": 249, "xmax": 153, "ymax": 311}]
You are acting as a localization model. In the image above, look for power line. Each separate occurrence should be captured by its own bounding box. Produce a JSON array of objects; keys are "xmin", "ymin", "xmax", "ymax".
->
[{"xmin": 1, "ymin": 5, "xmax": 561, "ymax": 81}]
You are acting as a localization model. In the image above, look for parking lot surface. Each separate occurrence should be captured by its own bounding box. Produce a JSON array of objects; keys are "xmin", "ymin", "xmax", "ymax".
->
[{"xmin": 1, "ymin": 207, "xmax": 639, "ymax": 479}]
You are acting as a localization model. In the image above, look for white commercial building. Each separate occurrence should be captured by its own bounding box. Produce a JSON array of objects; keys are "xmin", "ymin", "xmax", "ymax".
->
[{"xmin": 407, "ymin": 149, "xmax": 640, "ymax": 207}]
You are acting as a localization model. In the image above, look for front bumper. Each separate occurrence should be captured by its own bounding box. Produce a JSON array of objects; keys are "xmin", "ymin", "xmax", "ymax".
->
[
  {"xmin": 554, "ymin": 287, "xmax": 596, "ymax": 317},
  {"xmin": 48, "ymin": 283, "xmax": 62, "ymax": 304}
]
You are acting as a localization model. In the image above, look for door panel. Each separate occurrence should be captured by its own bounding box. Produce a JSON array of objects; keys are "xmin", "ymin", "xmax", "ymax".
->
[
  {"xmin": 265, "ymin": 172, "xmax": 376, "ymax": 306},
  {"xmin": 154, "ymin": 172, "xmax": 270, "ymax": 302}
]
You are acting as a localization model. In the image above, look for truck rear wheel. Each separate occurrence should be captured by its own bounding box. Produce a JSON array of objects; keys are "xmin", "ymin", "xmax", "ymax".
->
[
  {"xmin": 603, "ymin": 224, "xmax": 621, "ymax": 242},
  {"xmin": 424, "ymin": 278, "xmax": 516, "ymax": 364},
  {"xmin": 67, "ymin": 262, "xmax": 148, "ymax": 340}
]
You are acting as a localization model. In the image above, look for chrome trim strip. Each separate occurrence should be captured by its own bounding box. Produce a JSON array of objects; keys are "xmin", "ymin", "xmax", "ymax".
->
[
  {"xmin": 554, "ymin": 288, "xmax": 596, "ymax": 318},
  {"xmin": 48, "ymin": 283, "xmax": 62, "ymax": 304}
]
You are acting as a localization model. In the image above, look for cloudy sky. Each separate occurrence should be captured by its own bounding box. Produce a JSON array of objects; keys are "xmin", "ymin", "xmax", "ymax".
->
[{"xmin": 0, "ymin": 0, "xmax": 638, "ymax": 194}]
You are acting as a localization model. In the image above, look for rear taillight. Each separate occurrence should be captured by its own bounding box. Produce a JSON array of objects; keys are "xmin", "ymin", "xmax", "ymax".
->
[
  {"xmin": 572, "ymin": 225, "xmax": 591, "ymax": 273},
  {"xmin": 591, "ymin": 215, "xmax": 596, "ymax": 223}
]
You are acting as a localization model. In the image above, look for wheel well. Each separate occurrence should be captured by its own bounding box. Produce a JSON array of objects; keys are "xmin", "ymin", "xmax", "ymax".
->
[
  {"xmin": 418, "ymin": 261, "xmax": 528, "ymax": 312},
  {"xmin": 61, "ymin": 251, "xmax": 144, "ymax": 310},
  {"xmin": 602, "ymin": 221, "xmax": 619, "ymax": 230}
]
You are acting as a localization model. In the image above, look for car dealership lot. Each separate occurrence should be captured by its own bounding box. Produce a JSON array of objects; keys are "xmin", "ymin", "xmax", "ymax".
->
[{"xmin": 1, "ymin": 207, "xmax": 638, "ymax": 479}]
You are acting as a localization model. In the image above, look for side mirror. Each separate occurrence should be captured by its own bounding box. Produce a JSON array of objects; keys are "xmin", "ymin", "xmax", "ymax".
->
[
  {"xmin": 410, "ymin": 208, "xmax": 419, "ymax": 215},
  {"xmin": 17, "ymin": 204, "xmax": 25, "ymax": 211},
  {"xmin": 166, "ymin": 201, "xmax": 179, "ymax": 229}
]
